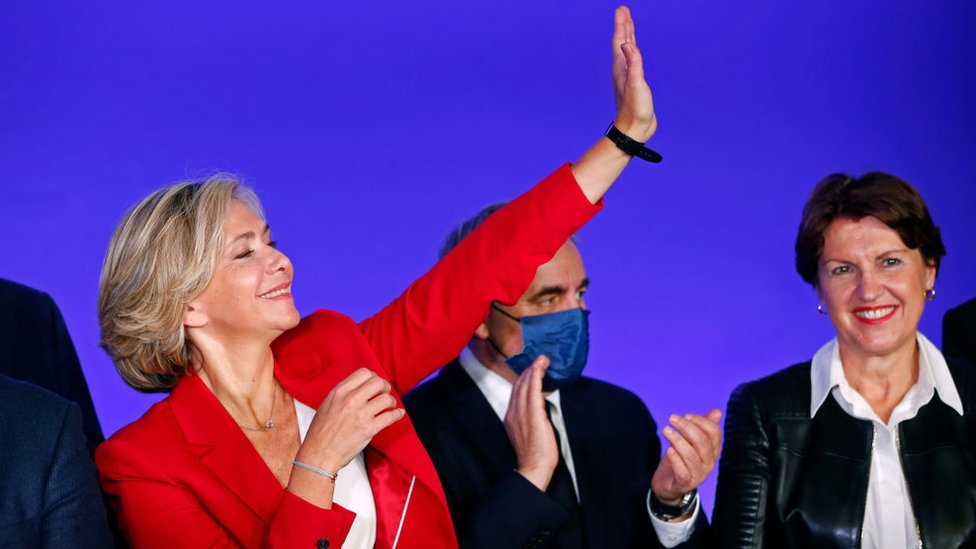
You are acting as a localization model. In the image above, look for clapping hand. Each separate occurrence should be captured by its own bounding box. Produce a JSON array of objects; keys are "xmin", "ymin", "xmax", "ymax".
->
[
  {"xmin": 504, "ymin": 355, "xmax": 559, "ymax": 491},
  {"xmin": 651, "ymin": 409, "xmax": 723, "ymax": 509}
]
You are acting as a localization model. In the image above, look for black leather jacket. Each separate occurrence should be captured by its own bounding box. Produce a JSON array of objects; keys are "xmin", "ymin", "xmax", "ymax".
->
[{"xmin": 710, "ymin": 357, "xmax": 976, "ymax": 548}]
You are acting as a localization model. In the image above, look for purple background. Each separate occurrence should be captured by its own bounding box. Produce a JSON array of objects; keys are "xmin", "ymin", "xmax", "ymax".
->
[{"xmin": 2, "ymin": 1, "xmax": 974, "ymax": 513}]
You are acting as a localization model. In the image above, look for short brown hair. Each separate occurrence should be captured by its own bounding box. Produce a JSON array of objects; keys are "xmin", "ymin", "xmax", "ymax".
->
[
  {"xmin": 98, "ymin": 175, "xmax": 263, "ymax": 393},
  {"xmin": 794, "ymin": 172, "xmax": 946, "ymax": 288}
]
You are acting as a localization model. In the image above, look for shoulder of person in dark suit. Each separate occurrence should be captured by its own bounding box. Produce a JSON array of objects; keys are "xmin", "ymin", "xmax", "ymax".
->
[
  {"xmin": 407, "ymin": 367, "xmax": 657, "ymax": 444},
  {"xmin": 943, "ymin": 297, "xmax": 976, "ymax": 366},
  {"xmin": 0, "ymin": 278, "xmax": 104, "ymax": 451},
  {"xmin": 0, "ymin": 374, "xmax": 113, "ymax": 548},
  {"xmin": 562, "ymin": 376, "xmax": 657, "ymax": 424},
  {"xmin": 406, "ymin": 365, "xmax": 708, "ymax": 549}
]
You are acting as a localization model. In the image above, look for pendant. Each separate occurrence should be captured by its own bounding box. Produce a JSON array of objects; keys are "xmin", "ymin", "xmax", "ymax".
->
[{"xmin": 263, "ymin": 419, "xmax": 274, "ymax": 431}]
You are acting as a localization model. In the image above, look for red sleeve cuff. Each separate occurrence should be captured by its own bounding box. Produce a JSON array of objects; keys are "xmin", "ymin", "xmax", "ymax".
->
[
  {"xmin": 266, "ymin": 491, "xmax": 357, "ymax": 548},
  {"xmin": 551, "ymin": 162, "xmax": 605, "ymax": 217}
]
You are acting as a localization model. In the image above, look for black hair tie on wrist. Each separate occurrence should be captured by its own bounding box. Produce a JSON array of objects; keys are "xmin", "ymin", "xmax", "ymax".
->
[{"xmin": 605, "ymin": 123, "xmax": 662, "ymax": 163}]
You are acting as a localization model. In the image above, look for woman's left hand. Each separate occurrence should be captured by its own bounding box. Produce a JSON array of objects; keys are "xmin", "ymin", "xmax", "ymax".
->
[{"xmin": 651, "ymin": 408, "xmax": 723, "ymax": 507}]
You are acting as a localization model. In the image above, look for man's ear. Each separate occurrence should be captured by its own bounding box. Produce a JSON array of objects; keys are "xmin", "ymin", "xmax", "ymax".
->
[
  {"xmin": 183, "ymin": 302, "xmax": 208, "ymax": 329},
  {"xmin": 474, "ymin": 321, "xmax": 490, "ymax": 341}
]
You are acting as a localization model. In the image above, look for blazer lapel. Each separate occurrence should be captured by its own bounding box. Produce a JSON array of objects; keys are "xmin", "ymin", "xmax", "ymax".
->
[
  {"xmin": 275, "ymin": 350, "xmax": 448, "ymax": 498},
  {"xmin": 438, "ymin": 364, "xmax": 613, "ymax": 542},
  {"xmin": 276, "ymin": 351, "xmax": 454, "ymax": 548},
  {"xmin": 168, "ymin": 374, "xmax": 284, "ymax": 523},
  {"xmin": 441, "ymin": 360, "xmax": 518, "ymax": 473},
  {"xmin": 559, "ymin": 385, "xmax": 612, "ymax": 544}
]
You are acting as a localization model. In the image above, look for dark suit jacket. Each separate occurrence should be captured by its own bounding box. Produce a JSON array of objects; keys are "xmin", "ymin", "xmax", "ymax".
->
[
  {"xmin": 944, "ymin": 297, "xmax": 976, "ymax": 366},
  {"xmin": 0, "ymin": 278, "xmax": 103, "ymax": 452},
  {"xmin": 404, "ymin": 360, "xmax": 706, "ymax": 549},
  {"xmin": 0, "ymin": 375, "xmax": 113, "ymax": 548}
]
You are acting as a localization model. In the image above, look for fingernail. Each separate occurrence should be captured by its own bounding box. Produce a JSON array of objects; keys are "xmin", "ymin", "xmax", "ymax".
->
[
  {"xmin": 684, "ymin": 414, "xmax": 694, "ymax": 420},
  {"xmin": 663, "ymin": 426, "xmax": 674, "ymax": 436},
  {"xmin": 669, "ymin": 414, "xmax": 681, "ymax": 423}
]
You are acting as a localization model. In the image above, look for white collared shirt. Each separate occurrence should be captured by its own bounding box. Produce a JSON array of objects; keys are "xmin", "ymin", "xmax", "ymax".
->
[
  {"xmin": 458, "ymin": 348, "xmax": 697, "ymax": 547},
  {"xmin": 809, "ymin": 333, "xmax": 963, "ymax": 549},
  {"xmin": 295, "ymin": 400, "xmax": 377, "ymax": 549}
]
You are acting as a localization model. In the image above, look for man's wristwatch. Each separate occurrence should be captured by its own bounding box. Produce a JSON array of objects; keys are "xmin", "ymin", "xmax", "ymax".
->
[{"xmin": 650, "ymin": 489, "xmax": 698, "ymax": 522}]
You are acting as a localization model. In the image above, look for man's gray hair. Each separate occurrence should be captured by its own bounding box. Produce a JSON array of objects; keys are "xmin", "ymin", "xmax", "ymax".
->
[
  {"xmin": 439, "ymin": 202, "xmax": 508, "ymax": 259},
  {"xmin": 439, "ymin": 201, "xmax": 577, "ymax": 260}
]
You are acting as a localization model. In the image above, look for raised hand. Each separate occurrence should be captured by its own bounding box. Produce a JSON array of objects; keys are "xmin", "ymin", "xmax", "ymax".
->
[
  {"xmin": 571, "ymin": 6, "xmax": 659, "ymax": 204},
  {"xmin": 295, "ymin": 368, "xmax": 404, "ymax": 477},
  {"xmin": 504, "ymin": 355, "xmax": 559, "ymax": 491},
  {"xmin": 611, "ymin": 5, "xmax": 656, "ymax": 142},
  {"xmin": 651, "ymin": 409, "xmax": 723, "ymax": 508}
]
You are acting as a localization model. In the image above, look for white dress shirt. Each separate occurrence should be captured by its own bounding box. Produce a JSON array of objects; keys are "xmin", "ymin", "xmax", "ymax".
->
[
  {"xmin": 458, "ymin": 348, "xmax": 697, "ymax": 547},
  {"xmin": 809, "ymin": 333, "xmax": 963, "ymax": 549},
  {"xmin": 295, "ymin": 400, "xmax": 377, "ymax": 549}
]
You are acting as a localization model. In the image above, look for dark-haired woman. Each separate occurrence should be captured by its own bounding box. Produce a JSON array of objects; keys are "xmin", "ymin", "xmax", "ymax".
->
[{"xmin": 710, "ymin": 172, "xmax": 976, "ymax": 547}]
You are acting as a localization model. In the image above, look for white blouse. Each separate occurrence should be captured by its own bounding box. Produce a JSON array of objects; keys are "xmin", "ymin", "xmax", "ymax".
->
[
  {"xmin": 295, "ymin": 400, "xmax": 377, "ymax": 548},
  {"xmin": 809, "ymin": 333, "xmax": 963, "ymax": 549}
]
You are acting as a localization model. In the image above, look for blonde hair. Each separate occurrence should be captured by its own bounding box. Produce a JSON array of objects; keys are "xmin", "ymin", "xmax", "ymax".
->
[{"xmin": 98, "ymin": 175, "xmax": 264, "ymax": 393}]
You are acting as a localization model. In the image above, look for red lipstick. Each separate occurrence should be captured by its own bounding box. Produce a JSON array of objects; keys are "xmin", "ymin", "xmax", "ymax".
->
[{"xmin": 851, "ymin": 305, "xmax": 896, "ymax": 325}]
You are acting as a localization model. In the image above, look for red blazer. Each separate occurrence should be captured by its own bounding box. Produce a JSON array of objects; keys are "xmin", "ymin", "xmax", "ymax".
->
[{"xmin": 96, "ymin": 164, "xmax": 602, "ymax": 549}]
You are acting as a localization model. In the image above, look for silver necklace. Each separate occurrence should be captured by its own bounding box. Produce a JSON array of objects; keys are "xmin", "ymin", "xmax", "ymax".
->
[{"xmin": 239, "ymin": 379, "xmax": 278, "ymax": 432}]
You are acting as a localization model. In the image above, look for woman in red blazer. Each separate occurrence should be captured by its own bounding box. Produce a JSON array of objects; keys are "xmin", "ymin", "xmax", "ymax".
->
[{"xmin": 96, "ymin": 7, "xmax": 657, "ymax": 548}]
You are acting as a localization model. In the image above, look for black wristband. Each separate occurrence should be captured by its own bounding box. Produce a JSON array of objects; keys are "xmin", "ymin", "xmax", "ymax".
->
[
  {"xmin": 604, "ymin": 123, "xmax": 662, "ymax": 163},
  {"xmin": 650, "ymin": 489, "xmax": 697, "ymax": 522}
]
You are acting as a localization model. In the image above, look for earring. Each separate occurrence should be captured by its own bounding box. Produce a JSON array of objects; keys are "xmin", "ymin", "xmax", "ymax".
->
[
  {"xmin": 817, "ymin": 303, "xmax": 828, "ymax": 315},
  {"xmin": 925, "ymin": 288, "xmax": 936, "ymax": 301}
]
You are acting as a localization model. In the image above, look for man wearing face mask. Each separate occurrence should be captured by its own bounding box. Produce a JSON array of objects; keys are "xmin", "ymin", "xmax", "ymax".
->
[{"xmin": 404, "ymin": 204, "xmax": 721, "ymax": 549}]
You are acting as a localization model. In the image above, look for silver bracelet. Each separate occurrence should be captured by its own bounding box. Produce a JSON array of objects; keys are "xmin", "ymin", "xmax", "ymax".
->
[{"xmin": 292, "ymin": 460, "xmax": 338, "ymax": 482}]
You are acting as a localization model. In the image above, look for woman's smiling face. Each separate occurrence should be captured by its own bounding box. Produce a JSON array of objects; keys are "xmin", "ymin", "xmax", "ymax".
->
[
  {"xmin": 187, "ymin": 199, "xmax": 300, "ymax": 344},
  {"xmin": 818, "ymin": 215, "xmax": 936, "ymax": 362}
]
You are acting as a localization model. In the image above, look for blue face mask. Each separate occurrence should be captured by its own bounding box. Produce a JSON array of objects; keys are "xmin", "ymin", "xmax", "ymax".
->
[{"xmin": 489, "ymin": 305, "xmax": 590, "ymax": 391}]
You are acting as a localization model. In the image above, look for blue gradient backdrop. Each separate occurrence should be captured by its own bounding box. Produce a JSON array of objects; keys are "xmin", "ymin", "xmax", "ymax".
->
[{"xmin": 2, "ymin": 1, "xmax": 974, "ymax": 513}]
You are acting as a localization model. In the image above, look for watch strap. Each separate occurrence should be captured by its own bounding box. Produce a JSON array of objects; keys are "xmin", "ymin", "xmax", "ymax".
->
[
  {"xmin": 605, "ymin": 123, "xmax": 663, "ymax": 163},
  {"xmin": 650, "ymin": 489, "xmax": 697, "ymax": 522}
]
